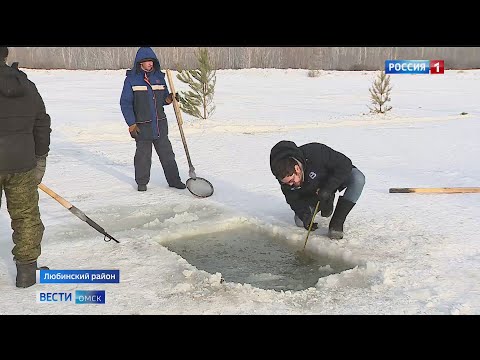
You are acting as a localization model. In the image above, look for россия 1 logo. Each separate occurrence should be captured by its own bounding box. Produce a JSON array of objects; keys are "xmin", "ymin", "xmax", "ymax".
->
[{"xmin": 385, "ymin": 60, "xmax": 444, "ymax": 74}]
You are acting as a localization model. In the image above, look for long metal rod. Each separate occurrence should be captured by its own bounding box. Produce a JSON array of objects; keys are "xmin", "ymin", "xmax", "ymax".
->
[{"xmin": 38, "ymin": 183, "xmax": 119, "ymax": 243}]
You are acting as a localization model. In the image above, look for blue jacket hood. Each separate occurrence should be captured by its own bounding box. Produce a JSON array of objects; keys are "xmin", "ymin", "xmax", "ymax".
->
[{"xmin": 127, "ymin": 47, "xmax": 161, "ymax": 76}]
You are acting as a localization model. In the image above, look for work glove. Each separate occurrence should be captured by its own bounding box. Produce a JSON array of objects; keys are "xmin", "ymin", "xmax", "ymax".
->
[
  {"xmin": 129, "ymin": 124, "xmax": 140, "ymax": 138},
  {"xmin": 302, "ymin": 212, "xmax": 318, "ymax": 231},
  {"xmin": 317, "ymin": 189, "xmax": 332, "ymax": 202},
  {"xmin": 35, "ymin": 154, "xmax": 47, "ymax": 185},
  {"xmin": 317, "ymin": 189, "xmax": 335, "ymax": 217},
  {"xmin": 166, "ymin": 92, "xmax": 180, "ymax": 104}
]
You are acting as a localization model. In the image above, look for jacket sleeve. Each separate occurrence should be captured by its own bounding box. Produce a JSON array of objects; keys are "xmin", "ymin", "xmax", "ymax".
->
[
  {"xmin": 163, "ymin": 82, "xmax": 171, "ymax": 106},
  {"xmin": 120, "ymin": 77, "xmax": 136, "ymax": 126},
  {"xmin": 322, "ymin": 146, "xmax": 353, "ymax": 194},
  {"xmin": 31, "ymin": 82, "xmax": 51, "ymax": 157},
  {"xmin": 281, "ymin": 186, "xmax": 311, "ymax": 220}
]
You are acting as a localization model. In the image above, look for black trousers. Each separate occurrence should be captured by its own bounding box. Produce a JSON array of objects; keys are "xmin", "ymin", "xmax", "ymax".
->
[{"xmin": 134, "ymin": 122, "xmax": 181, "ymax": 186}]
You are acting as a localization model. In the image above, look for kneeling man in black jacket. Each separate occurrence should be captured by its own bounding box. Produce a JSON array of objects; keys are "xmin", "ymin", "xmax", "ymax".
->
[{"xmin": 270, "ymin": 140, "xmax": 365, "ymax": 240}]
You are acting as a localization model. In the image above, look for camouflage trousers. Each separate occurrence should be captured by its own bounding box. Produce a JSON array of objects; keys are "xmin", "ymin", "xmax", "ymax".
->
[{"xmin": 0, "ymin": 169, "xmax": 44, "ymax": 263}]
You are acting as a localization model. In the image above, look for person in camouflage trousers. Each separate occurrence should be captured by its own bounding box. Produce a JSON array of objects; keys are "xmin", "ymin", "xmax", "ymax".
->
[{"xmin": 0, "ymin": 47, "xmax": 52, "ymax": 288}]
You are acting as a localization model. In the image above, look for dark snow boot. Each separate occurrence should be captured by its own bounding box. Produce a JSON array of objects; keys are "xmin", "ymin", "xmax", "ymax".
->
[
  {"xmin": 16, "ymin": 261, "xmax": 49, "ymax": 288},
  {"xmin": 169, "ymin": 181, "xmax": 186, "ymax": 189},
  {"xmin": 328, "ymin": 197, "xmax": 355, "ymax": 240}
]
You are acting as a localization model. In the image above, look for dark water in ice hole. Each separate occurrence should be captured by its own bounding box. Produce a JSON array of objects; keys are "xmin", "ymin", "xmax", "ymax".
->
[{"xmin": 162, "ymin": 225, "xmax": 355, "ymax": 291}]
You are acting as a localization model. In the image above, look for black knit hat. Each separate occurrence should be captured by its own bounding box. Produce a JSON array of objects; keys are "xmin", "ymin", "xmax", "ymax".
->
[{"xmin": 0, "ymin": 47, "xmax": 8, "ymax": 62}]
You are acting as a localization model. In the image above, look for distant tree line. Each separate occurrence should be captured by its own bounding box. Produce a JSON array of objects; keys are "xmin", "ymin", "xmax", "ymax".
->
[{"xmin": 6, "ymin": 47, "xmax": 480, "ymax": 70}]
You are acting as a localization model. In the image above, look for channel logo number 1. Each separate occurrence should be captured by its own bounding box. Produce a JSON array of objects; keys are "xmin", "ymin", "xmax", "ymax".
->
[{"xmin": 430, "ymin": 60, "xmax": 444, "ymax": 74}]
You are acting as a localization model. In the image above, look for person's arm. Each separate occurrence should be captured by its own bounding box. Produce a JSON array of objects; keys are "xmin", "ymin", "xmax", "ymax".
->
[
  {"xmin": 32, "ymin": 83, "xmax": 51, "ymax": 158},
  {"xmin": 281, "ymin": 186, "xmax": 311, "ymax": 220},
  {"xmin": 119, "ymin": 78, "xmax": 136, "ymax": 126},
  {"xmin": 163, "ymin": 81, "xmax": 179, "ymax": 106},
  {"xmin": 31, "ymin": 82, "xmax": 51, "ymax": 185},
  {"xmin": 162, "ymin": 79, "xmax": 171, "ymax": 106}
]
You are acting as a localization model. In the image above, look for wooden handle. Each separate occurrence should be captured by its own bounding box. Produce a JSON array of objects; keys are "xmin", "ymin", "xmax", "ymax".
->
[
  {"xmin": 38, "ymin": 183, "xmax": 73, "ymax": 209},
  {"xmin": 165, "ymin": 69, "xmax": 183, "ymax": 126},
  {"xmin": 165, "ymin": 69, "xmax": 194, "ymax": 169},
  {"xmin": 389, "ymin": 187, "xmax": 480, "ymax": 194},
  {"xmin": 303, "ymin": 200, "xmax": 320, "ymax": 251}
]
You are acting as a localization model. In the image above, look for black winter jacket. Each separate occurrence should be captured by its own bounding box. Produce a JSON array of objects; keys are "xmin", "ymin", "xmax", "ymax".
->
[
  {"xmin": 0, "ymin": 63, "xmax": 51, "ymax": 175},
  {"xmin": 270, "ymin": 140, "xmax": 354, "ymax": 219}
]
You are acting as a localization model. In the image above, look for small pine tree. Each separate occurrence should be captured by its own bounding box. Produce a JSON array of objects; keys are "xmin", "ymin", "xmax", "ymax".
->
[
  {"xmin": 368, "ymin": 70, "xmax": 393, "ymax": 114},
  {"xmin": 176, "ymin": 48, "xmax": 216, "ymax": 120}
]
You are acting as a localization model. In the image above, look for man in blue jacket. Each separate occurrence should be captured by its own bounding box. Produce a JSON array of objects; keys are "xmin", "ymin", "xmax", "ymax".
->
[
  {"xmin": 270, "ymin": 140, "xmax": 365, "ymax": 240},
  {"xmin": 120, "ymin": 47, "xmax": 185, "ymax": 192}
]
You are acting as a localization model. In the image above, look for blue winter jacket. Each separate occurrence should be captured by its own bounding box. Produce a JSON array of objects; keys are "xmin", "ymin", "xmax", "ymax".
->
[{"xmin": 120, "ymin": 47, "xmax": 171, "ymax": 140}]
